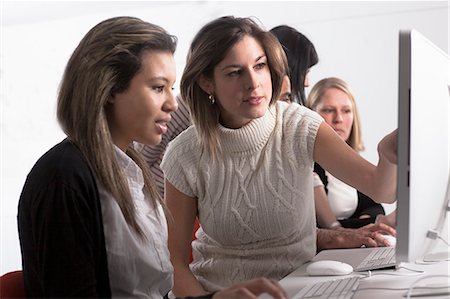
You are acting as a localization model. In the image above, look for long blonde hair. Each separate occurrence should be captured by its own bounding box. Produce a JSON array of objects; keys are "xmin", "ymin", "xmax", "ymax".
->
[
  {"xmin": 180, "ymin": 16, "xmax": 288, "ymax": 157},
  {"xmin": 57, "ymin": 16, "xmax": 177, "ymax": 237},
  {"xmin": 307, "ymin": 77, "xmax": 365, "ymax": 152}
]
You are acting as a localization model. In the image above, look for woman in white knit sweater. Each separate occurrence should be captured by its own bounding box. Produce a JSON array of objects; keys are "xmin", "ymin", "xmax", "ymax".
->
[{"xmin": 161, "ymin": 16, "xmax": 397, "ymax": 297}]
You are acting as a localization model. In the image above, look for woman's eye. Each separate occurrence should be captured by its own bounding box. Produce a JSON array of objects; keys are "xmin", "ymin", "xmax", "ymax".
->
[
  {"xmin": 227, "ymin": 70, "xmax": 241, "ymax": 77},
  {"xmin": 255, "ymin": 62, "xmax": 266, "ymax": 70},
  {"xmin": 152, "ymin": 86, "xmax": 164, "ymax": 93}
]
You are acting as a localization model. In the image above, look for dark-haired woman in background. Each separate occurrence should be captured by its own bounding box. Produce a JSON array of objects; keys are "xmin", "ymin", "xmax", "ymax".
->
[{"xmin": 270, "ymin": 25, "xmax": 319, "ymax": 105}]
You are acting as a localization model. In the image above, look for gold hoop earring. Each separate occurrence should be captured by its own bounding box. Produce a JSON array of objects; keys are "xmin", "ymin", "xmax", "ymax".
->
[{"xmin": 208, "ymin": 94, "xmax": 215, "ymax": 105}]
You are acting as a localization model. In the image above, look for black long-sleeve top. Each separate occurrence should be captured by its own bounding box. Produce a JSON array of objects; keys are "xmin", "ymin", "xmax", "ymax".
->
[{"xmin": 18, "ymin": 139, "xmax": 111, "ymax": 298}]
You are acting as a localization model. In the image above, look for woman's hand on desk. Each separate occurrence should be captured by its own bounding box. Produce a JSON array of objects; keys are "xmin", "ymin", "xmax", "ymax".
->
[
  {"xmin": 317, "ymin": 223, "xmax": 397, "ymax": 251},
  {"xmin": 213, "ymin": 278, "xmax": 287, "ymax": 299}
]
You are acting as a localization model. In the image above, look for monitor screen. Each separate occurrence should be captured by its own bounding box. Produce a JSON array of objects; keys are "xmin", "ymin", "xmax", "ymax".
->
[{"xmin": 396, "ymin": 29, "xmax": 450, "ymax": 264}]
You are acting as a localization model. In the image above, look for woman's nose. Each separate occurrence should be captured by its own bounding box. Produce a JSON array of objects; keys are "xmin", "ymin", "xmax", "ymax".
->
[
  {"xmin": 245, "ymin": 70, "xmax": 259, "ymax": 90},
  {"xmin": 333, "ymin": 112, "xmax": 343, "ymax": 123},
  {"xmin": 164, "ymin": 93, "xmax": 178, "ymax": 113}
]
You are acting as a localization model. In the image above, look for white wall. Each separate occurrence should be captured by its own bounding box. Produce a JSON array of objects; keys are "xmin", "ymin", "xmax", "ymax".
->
[{"xmin": 1, "ymin": 1, "xmax": 448, "ymax": 274}]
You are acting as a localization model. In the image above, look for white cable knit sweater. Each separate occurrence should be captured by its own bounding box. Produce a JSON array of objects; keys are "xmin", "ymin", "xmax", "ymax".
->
[{"xmin": 161, "ymin": 101, "xmax": 323, "ymax": 291}]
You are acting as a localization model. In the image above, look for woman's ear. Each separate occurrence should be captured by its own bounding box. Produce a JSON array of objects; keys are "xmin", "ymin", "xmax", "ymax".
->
[{"xmin": 197, "ymin": 75, "xmax": 214, "ymax": 95}]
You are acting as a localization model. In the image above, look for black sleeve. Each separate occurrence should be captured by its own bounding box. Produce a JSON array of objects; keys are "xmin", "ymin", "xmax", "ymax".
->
[
  {"xmin": 19, "ymin": 179, "xmax": 104, "ymax": 298},
  {"xmin": 354, "ymin": 191, "xmax": 385, "ymax": 218},
  {"xmin": 338, "ymin": 216, "xmax": 375, "ymax": 228},
  {"xmin": 18, "ymin": 142, "xmax": 110, "ymax": 298},
  {"xmin": 338, "ymin": 192, "xmax": 385, "ymax": 228}
]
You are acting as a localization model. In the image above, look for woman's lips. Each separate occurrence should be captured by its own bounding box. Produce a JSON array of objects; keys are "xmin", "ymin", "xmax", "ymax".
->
[
  {"xmin": 155, "ymin": 121, "xmax": 168, "ymax": 134},
  {"xmin": 246, "ymin": 96, "xmax": 263, "ymax": 105}
]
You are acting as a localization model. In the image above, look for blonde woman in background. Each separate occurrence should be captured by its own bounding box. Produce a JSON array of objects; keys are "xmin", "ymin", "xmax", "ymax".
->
[{"xmin": 307, "ymin": 77, "xmax": 388, "ymax": 229}]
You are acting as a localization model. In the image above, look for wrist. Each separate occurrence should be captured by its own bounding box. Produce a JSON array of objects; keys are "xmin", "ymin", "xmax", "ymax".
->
[
  {"xmin": 375, "ymin": 214, "xmax": 384, "ymax": 224},
  {"xmin": 328, "ymin": 221, "xmax": 342, "ymax": 229},
  {"xmin": 317, "ymin": 228, "xmax": 345, "ymax": 251}
]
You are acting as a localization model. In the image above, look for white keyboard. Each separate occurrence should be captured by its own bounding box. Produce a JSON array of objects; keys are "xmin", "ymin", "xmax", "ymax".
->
[
  {"xmin": 293, "ymin": 276, "xmax": 360, "ymax": 299},
  {"xmin": 354, "ymin": 247, "xmax": 395, "ymax": 271}
]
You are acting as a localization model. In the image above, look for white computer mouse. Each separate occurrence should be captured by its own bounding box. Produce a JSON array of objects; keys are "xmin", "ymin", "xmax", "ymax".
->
[
  {"xmin": 306, "ymin": 260, "xmax": 353, "ymax": 276},
  {"xmin": 381, "ymin": 234, "xmax": 396, "ymax": 247}
]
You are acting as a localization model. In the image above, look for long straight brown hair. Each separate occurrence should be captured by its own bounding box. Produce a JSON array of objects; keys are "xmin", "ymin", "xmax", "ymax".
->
[
  {"xmin": 57, "ymin": 16, "xmax": 177, "ymax": 238},
  {"xmin": 180, "ymin": 16, "xmax": 288, "ymax": 158}
]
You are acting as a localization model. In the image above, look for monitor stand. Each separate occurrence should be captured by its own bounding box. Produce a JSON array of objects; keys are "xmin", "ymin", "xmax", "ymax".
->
[
  {"xmin": 423, "ymin": 170, "xmax": 450, "ymax": 262},
  {"xmin": 423, "ymin": 251, "xmax": 450, "ymax": 262}
]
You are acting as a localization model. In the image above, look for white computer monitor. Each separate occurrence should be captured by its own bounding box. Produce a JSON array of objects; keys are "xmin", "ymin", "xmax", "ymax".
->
[{"xmin": 396, "ymin": 29, "xmax": 450, "ymax": 264}]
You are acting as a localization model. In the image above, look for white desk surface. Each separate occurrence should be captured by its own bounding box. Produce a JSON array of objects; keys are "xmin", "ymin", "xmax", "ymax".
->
[{"xmin": 261, "ymin": 257, "xmax": 449, "ymax": 298}]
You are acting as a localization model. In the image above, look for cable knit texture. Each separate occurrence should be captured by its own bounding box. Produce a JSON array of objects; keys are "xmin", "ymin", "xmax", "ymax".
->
[{"xmin": 161, "ymin": 101, "xmax": 323, "ymax": 291}]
